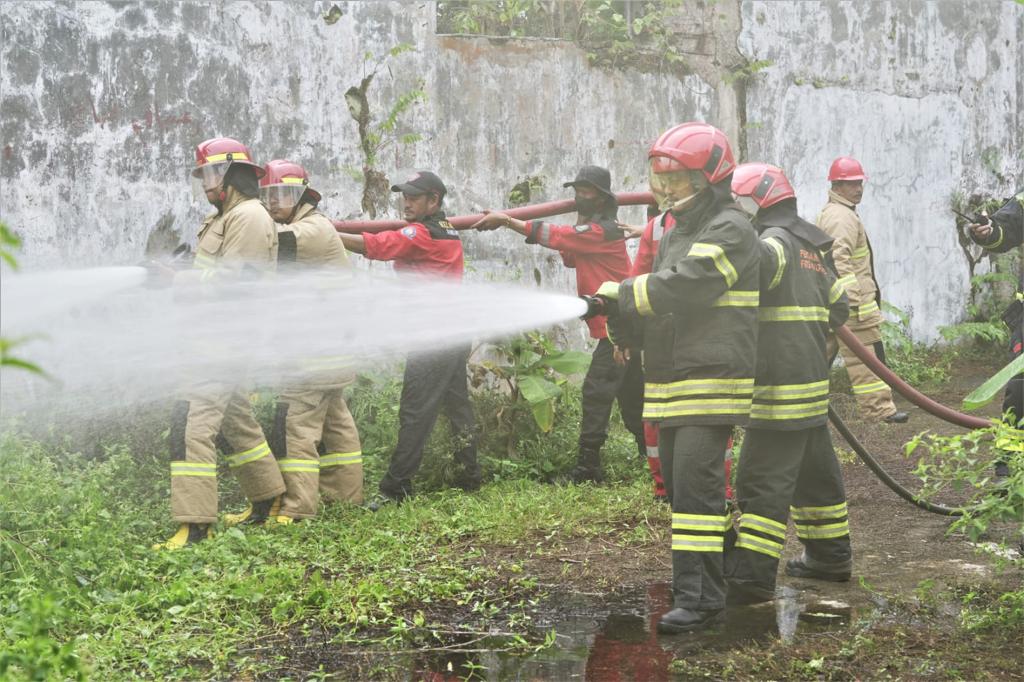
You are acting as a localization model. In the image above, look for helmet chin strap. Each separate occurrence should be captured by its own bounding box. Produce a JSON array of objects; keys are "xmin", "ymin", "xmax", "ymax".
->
[{"xmin": 661, "ymin": 190, "xmax": 701, "ymax": 214}]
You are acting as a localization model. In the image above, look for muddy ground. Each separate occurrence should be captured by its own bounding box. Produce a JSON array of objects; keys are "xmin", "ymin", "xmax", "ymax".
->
[{"xmin": 251, "ymin": 356, "xmax": 1022, "ymax": 680}]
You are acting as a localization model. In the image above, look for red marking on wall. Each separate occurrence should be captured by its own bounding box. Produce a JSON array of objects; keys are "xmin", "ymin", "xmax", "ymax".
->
[{"xmin": 3, "ymin": 145, "xmax": 12, "ymax": 160}]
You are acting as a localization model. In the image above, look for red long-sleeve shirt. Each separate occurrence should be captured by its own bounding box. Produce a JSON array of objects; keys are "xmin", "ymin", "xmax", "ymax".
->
[
  {"xmin": 362, "ymin": 215, "xmax": 463, "ymax": 279},
  {"xmin": 525, "ymin": 218, "xmax": 631, "ymax": 339},
  {"xmin": 630, "ymin": 211, "xmax": 676, "ymax": 277}
]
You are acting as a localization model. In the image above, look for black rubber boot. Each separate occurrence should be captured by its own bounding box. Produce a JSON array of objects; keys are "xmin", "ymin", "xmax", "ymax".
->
[
  {"xmin": 726, "ymin": 580, "xmax": 775, "ymax": 605},
  {"xmin": 569, "ymin": 446, "xmax": 604, "ymax": 484},
  {"xmin": 657, "ymin": 607, "xmax": 724, "ymax": 634},
  {"xmin": 785, "ymin": 558, "xmax": 851, "ymax": 582}
]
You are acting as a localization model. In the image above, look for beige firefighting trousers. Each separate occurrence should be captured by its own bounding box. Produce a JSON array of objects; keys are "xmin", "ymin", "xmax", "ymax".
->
[
  {"xmin": 170, "ymin": 386, "xmax": 286, "ymax": 524},
  {"xmin": 837, "ymin": 325, "xmax": 898, "ymax": 420},
  {"xmin": 272, "ymin": 386, "xmax": 364, "ymax": 517}
]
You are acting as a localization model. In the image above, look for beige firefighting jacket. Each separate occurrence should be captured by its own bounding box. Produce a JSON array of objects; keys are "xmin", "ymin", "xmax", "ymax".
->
[
  {"xmin": 816, "ymin": 190, "xmax": 881, "ymax": 330},
  {"xmin": 191, "ymin": 187, "xmax": 278, "ymax": 282},
  {"xmin": 278, "ymin": 203, "xmax": 350, "ymax": 268},
  {"xmin": 279, "ymin": 202, "xmax": 354, "ymax": 389}
]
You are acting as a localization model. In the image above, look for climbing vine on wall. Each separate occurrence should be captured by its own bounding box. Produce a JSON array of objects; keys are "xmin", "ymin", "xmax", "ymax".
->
[{"xmin": 437, "ymin": 0, "xmax": 693, "ymax": 71}]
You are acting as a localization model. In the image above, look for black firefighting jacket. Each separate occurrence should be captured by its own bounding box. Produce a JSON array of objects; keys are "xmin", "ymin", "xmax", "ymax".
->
[
  {"xmin": 972, "ymin": 188, "xmax": 1024, "ymax": 292},
  {"xmin": 749, "ymin": 201, "xmax": 849, "ymax": 430},
  {"xmin": 618, "ymin": 182, "xmax": 759, "ymax": 427}
]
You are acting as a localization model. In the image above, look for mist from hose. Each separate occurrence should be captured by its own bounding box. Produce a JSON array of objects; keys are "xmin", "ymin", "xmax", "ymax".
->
[{"xmin": 0, "ymin": 267, "xmax": 587, "ymax": 418}]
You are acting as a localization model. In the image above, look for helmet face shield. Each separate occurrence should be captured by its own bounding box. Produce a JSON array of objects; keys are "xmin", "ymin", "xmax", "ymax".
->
[
  {"xmin": 733, "ymin": 193, "xmax": 761, "ymax": 218},
  {"xmin": 191, "ymin": 162, "xmax": 229, "ymax": 202},
  {"xmin": 649, "ymin": 165, "xmax": 705, "ymax": 213},
  {"xmin": 260, "ymin": 184, "xmax": 306, "ymax": 216}
]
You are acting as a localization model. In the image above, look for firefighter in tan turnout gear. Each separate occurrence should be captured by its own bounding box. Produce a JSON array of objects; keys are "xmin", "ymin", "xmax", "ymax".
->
[
  {"xmin": 261, "ymin": 159, "xmax": 364, "ymax": 521},
  {"xmin": 816, "ymin": 157, "xmax": 908, "ymax": 424},
  {"xmin": 154, "ymin": 137, "xmax": 285, "ymax": 550},
  {"xmin": 724, "ymin": 163, "xmax": 853, "ymax": 603}
]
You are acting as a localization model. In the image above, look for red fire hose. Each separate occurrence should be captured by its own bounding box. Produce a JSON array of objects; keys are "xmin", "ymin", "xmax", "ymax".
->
[
  {"xmin": 835, "ymin": 326, "xmax": 990, "ymax": 430},
  {"xmin": 333, "ymin": 193, "xmax": 994, "ymax": 514},
  {"xmin": 332, "ymin": 192, "xmax": 656, "ymax": 233}
]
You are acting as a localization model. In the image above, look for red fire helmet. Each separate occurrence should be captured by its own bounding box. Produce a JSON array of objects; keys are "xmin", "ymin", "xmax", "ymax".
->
[
  {"xmin": 827, "ymin": 156, "xmax": 867, "ymax": 182},
  {"xmin": 731, "ymin": 162, "xmax": 796, "ymax": 209},
  {"xmin": 648, "ymin": 122, "xmax": 736, "ymax": 184},
  {"xmin": 192, "ymin": 137, "xmax": 265, "ymax": 178},
  {"xmin": 260, "ymin": 159, "xmax": 322, "ymax": 203}
]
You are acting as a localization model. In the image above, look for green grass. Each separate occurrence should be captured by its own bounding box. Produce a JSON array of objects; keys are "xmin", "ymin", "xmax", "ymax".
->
[{"xmin": 0, "ymin": 392, "xmax": 657, "ymax": 680}]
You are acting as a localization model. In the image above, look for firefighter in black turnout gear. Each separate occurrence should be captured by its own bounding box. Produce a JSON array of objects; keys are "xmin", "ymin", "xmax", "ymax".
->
[
  {"xmin": 969, "ymin": 188, "xmax": 1024, "ymax": 477},
  {"xmin": 602, "ymin": 123, "xmax": 758, "ymax": 633},
  {"xmin": 723, "ymin": 163, "xmax": 853, "ymax": 603}
]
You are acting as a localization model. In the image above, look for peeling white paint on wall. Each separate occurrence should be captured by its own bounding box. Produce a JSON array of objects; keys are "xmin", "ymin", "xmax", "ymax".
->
[
  {"xmin": 1, "ymin": 0, "xmax": 1020, "ymax": 343},
  {"xmin": 739, "ymin": 0, "xmax": 1022, "ymax": 340}
]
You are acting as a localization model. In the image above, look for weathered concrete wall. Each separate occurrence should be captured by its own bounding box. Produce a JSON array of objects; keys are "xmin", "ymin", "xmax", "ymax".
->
[
  {"xmin": 1, "ymin": 0, "xmax": 1020, "ymax": 343},
  {"xmin": 740, "ymin": 0, "xmax": 1022, "ymax": 340}
]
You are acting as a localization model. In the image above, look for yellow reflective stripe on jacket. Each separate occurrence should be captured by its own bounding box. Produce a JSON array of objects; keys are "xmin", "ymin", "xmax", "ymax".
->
[
  {"xmin": 170, "ymin": 462, "xmax": 217, "ymax": 477},
  {"xmin": 688, "ymin": 242, "xmax": 738, "ymax": 287},
  {"xmin": 758, "ymin": 306, "xmax": 828, "ymax": 323},
  {"xmin": 836, "ymin": 274, "xmax": 857, "ymax": 291},
  {"xmin": 753, "ymin": 380, "xmax": 829, "ymax": 401},
  {"xmin": 856, "ymin": 300, "xmax": 879, "ymax": 318},
  {"xmin": 750, "ymin": 400, "xmax": 829, "ymax": 420},
  {"xmin": 672, "ymin": 513, "xmax": 732, "ymax": 532},
  {"xmin": 763, "ymin": 237, "xmax": 786, "ymax": 290},
  {"xmin": 790, "ymin": 502, "xmax": 847, "ymax": 521},
  {"xmin": 712, "ymin": 290, "xmax": 759, "ymax": 308},
  {"xmin": 633, "ymin": 274, "xmax": 653, "ymax": 316},
  {"xmin": 645, "ymin": 378, "xmax": 754, "ymax": 398},
  {"xmin": 320, "ymin": 451, "xmax": 363, "ymax": 468},
  {"xmin": 987, "ymin": 225, "xmax": 1004, "ymax": 249},
  {"xmin": 643, "ymin": 398, "xmax": 752, "ymax": 419},
  {"xmin": 852, "ymin": 379, "xmax": 888, "ymax": 395},
  {"xmin": 278, "ymin": 458, "xmax": 320, "ymax": 474},
  {"xmin": 227, "ymin": 441, "xmax": 272, "ymax": 468},
  {"xmin": 829, "ymin": 280, "xmax": 845, "ymax": 304},
  {"xmin": 851, "ymin": 245, "xmax": 870, "ymax": 260},
  {"xmin": 794, "ymin": 520, "xmax": 850, "ymax": 540}
]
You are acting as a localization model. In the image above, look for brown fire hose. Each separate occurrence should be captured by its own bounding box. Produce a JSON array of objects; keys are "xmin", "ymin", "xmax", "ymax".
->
[{"xmin": 333, "ymin": 192, "xmax": 657, "ymax": 233}]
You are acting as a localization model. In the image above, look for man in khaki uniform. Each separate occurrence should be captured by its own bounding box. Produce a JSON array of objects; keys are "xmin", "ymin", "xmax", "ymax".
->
[
  {"xmin": 260, "ymin": 159, "xmax": 364, "ymax": 521},
  {"xmin": 816, "ymin": 157, "xmax": 908, "ymax": 424},
  {"xmin": 154, "ymin": 137, "xmax": 286, "ymax": 550}
]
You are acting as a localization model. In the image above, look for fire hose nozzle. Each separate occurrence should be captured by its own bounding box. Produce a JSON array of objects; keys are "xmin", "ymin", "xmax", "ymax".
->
[{"xmin": 580, "ymin": 295, "xmax": 614, "ymax": 320}]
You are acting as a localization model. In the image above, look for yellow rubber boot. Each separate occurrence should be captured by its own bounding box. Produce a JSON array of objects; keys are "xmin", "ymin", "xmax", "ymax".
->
[
  {"xmin": 152, "ymin": 523, "xmax": 211, "ymax": 551},
  {"xmin": 224, "ymin": 496, "xmax": 280, "ymax": 527}
]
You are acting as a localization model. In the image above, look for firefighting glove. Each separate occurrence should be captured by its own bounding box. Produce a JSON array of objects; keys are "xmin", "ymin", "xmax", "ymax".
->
[{"xmin": 593, "ymin": 280, "xmax": 621, "ymax": 317}]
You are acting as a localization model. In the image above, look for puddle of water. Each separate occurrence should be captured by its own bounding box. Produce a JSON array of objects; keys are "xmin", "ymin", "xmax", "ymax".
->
[{"xmin": 407, "ymin": 582, "xmax": 860, "ymax": 681}]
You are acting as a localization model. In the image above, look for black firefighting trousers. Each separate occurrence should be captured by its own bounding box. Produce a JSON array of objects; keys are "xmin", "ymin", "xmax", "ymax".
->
[
  {"xmin": 579, "ymin": 338, "xmax": 645, "ymax": 454},
  {"xmin": 660, "ymin": 424, "xmax": 733, "ymax": 611},
  {"xmin": 379, "ymin": 345, "xmax": 479, "ymax": 499},
  {"xmin": 725, "ymin": 425, "xmax": 852, "ymax": 591}
]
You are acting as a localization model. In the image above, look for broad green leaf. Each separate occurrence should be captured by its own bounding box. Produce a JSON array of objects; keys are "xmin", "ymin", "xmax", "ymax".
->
[
  {"xmin": 530, "ymin": 398, "xmax": 554, "ymax": 432},
  {"xmin": 963, "ymin": 353, "xmax": 1024, "ymax": 410},
  {"xmin": 543, "ymin": 350, "xmax": 592, "ymax": 375},
  {"xmin": 517, "ymin": 375, "xmax": 561, "ymax": 405}
]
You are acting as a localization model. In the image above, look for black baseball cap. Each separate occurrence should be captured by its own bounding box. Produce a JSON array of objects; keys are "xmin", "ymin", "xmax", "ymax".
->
[
  {"xmin": 391, "ymin": 170, "xmax": 447, "ymax": 197},
  {"xmin": 563, "ymin": 165, "xmax": 615, "ymax": 200}
]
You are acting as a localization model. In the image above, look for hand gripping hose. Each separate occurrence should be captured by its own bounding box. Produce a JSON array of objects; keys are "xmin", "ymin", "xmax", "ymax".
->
[{"xmin": 333, "ymin": 192, "xmax": 657, "ymax": 233}]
